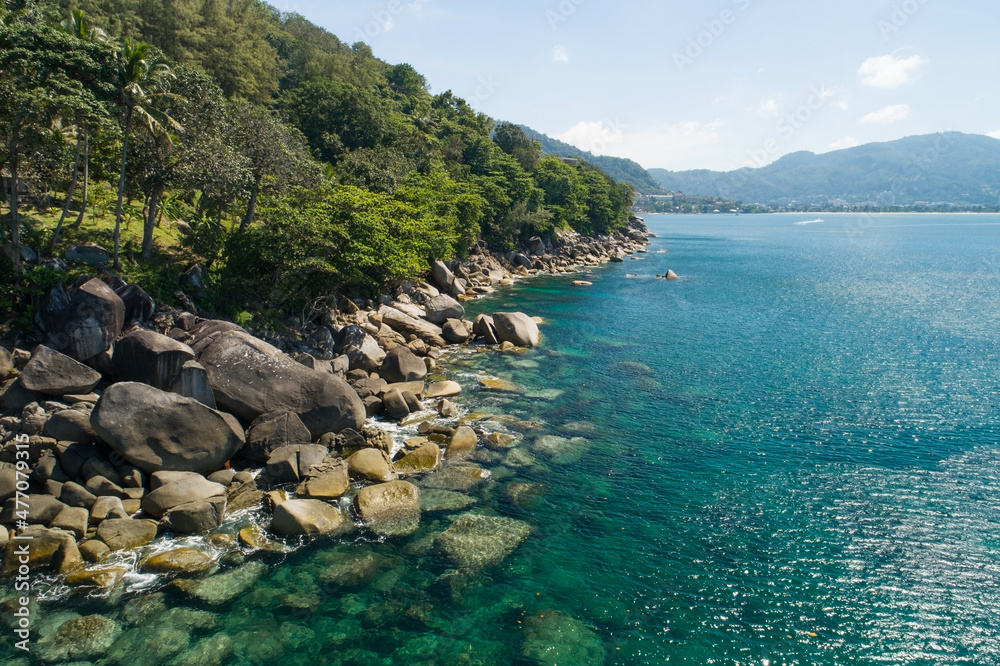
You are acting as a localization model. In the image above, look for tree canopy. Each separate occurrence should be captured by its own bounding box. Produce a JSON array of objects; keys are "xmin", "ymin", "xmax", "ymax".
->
[{"xmin": 2, "ymin": 0, "xmax": 635, "ymax": 325}]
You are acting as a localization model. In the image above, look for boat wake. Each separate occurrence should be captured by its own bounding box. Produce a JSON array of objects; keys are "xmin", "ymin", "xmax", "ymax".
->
[{"xmin": 794, "ymin": 219, "xmax": 825, "ymax": 225}]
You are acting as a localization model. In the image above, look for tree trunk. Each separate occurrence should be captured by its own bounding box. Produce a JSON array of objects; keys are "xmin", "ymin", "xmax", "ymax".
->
[
  {"xmin": 240, "ymin": 176, "xmax": 261, "ymax": 231},
  {"xmin": 142, "ymin": 184, "xmax": 162, "ymax": 260},
  {"xmin": 113, "ymin": 109, "xmax": 134, "ymax": 270},
  {"xmin": 71, "ymin": 132, "xmax": 89, "ymax": 229},
  {"xmin": 50, "ymin": 127, "xmax": 84, "ymax": 252}
]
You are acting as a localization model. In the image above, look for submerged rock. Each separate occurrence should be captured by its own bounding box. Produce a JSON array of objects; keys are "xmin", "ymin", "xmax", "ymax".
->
[
  {"xmin": 172, "ymin": 560, "xmax": 267, "ymax": 605},
  {"xmin": 36, "ymin": 614, "xmax": 121, "ymax": 663},
  {"xmin": 520, "ymin": 610, "xmax": 606, "ymax": 665},
  {"xmin": 419, "ymin": 488, "xmax": 476, "ymax": 513},
  {"xmin": 531, "ymin": 435, "xmax": 591, "ymax": 465},
  {"xmin": 434, "ymin": 513, "xmax": 531, "ymax": 570},
  {"xmin": 478, "ymin": 377, "xmax": 524, "ymax": 393},
  {"xmin": 354, "ymin": 480, "xmax": 420, "ymax": 536},
  {"xmin": 421, "ymin": 464, "xmax": 491, "ymax": 493}
]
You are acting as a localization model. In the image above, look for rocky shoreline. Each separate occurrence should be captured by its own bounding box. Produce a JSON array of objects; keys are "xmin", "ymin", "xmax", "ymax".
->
[{"xmin": 0, "ymin": 218, "xmax": 649, "ymax": 659}]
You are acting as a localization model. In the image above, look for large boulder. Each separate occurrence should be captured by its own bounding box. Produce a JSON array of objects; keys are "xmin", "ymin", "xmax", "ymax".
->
[
  {"xmin": 346, "ymin": 448, "xmax": 395, "ymax": 483},
  {"xmin": 90, "ymin": 382, "xmax": 245, "ymax": 474},
  {"xmin": 141, "ymin": 548, "xmax": 214, "ymax": 575},
  {"xmin": 46, "ymin": 278, "xmax": 125, "ymax": 362},
  {"xmin": 423, "ymin": 294, "xmax": 465, "ymax": 325},
  {"xmin": 354, "ymin": 480, "xmax": 420, "ymax": 536},
  {"xmin": 166, "ymin": 360, "xmax": 216, "ymax": 408},
  {"xmin": 64, "ymin": 243, "xmax": 109, "ymax": 266},
  {"xmin": 442, "ymin": 319, "xmax": 471, "ymax": 344},
  {"xmin": 271, "ymin": 499, "xmax": 348, "ymax": 537},
  {"xmin": 264, "ymin": 444, "xmax": 329, "ymax": 484},
  {"xmin": 116, "ymin": 283, "xmax": 155, "ymax": 327},
  {"xmin": 141, "ymin": 475, "xmax": 226, "ymax": 519},
  {"xmin": 0, "ymin": 346, "xmax": 13, "ymax": 381},
  {"xmin": 472, "ymin": 314, "xmax": 499, "ymax": 345},
  {"xmin": 394, "ymin": 442, "xmax": 442, "ymax": 475},
  {"xmin": 97, "ymin": 518, "xmax": 157, "ymax": 550},
  {"xmin": 492, "ymin": 312, "xmax": 541, "ymax": 347},
  {"xmin": 197, "ymin": 330, "xmax": 365, "ymax": 438},
  {"xmin": 379, "ymin": 346, "xmax": 427, "ymax": 384},
  {"xmin": 0, "ymin": 494, "xmax": 67, "ymax": 525},
  {"xmin": 112, "ymin": 329, "xmax": 195, "ymax": 390},
  {"xmin": 0, "ymin": 378, "xmax": 43, "ymax": 413},
  {"xmin": 295, "ymin": 457, "xmax": 350, "ymax": 499},
  {"xmin": 430, "ymin": 260, "xmax": 454, "ymax": 291},
  {"xmin": 162, "ymin": 497, "xmax": 226, "ymax": 533},
  {"xmin": 378, "ymin": 306, "xmax": 446, "ymax": 347},
  {"xmin": 19, "ymin": 345, "xmax": 102, "ymax": 396},
  {"xmin": 243, "ymin": 411, "xmax": 312, "ymax": 464},
  {"xmin": 45, "ymin": 408, "xmax": 99, "ymax": 442},
  {"xmin": 334, "ymin": 326, "xmax": 385, "ymax": 373},
  {"xmin": 1, "ymin": 526, "xmax": 81, "ymax": 575}
]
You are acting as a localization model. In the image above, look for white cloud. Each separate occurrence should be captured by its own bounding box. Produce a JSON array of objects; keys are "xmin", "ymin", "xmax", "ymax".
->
[
  {"xmin": 409, "ymin": 0, "xmax": 430, "ymax": 9},
  {"xmin": 754, "ymin": 96, "xmax": 783, "ymax": 118},
  {"xmin": 859, "ymin": 54, "xmax": 928, "ymax": 89},
  {"xmin": 859, "ymin": 104, "xmax": 911, "ymax": 125},
  {"xmin": 988, "ymin": 131, "xmax": 1000, "ymax": 140},
  {"xmin": 552, "ymin": 46, "xmax": 569, "ymax": 64},
  {"xmin": 830, "ymin": 136, "xmax": 859, "ymax": 150},
  {"xmin": 615, "ymin": 120, "xmax": 725, "ymax": 168},
  {"xmin": 557, "ymin": 121, "xmax": 624, "ymax": 155}
]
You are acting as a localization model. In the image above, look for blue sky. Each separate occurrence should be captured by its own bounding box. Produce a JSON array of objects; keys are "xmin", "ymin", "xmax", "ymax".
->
[{"xmin": 269, "ymin": 0, "xmax": 999, "ymax": 171}]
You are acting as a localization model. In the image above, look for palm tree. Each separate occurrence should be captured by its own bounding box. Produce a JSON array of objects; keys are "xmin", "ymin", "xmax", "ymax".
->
[
  {"xmin": 112, "ymin": 39, "xmax": 178, "ymax": 268},
  {"xmin": 49, "ymin": 10, "xmax": 109, "ymax": 250}
]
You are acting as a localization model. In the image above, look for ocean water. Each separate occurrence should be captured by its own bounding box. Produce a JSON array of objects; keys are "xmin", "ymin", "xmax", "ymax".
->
[{"xmin": 7, "ymin": 213, "xmax": 1000, "ymax": 665}]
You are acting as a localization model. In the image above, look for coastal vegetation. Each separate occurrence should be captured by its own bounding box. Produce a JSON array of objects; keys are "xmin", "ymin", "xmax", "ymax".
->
[{"xmin": 0, "ymin": 0, "xmax": 635, "ymax": 334}]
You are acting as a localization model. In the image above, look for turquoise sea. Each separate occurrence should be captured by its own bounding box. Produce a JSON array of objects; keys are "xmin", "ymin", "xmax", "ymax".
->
[{"xmin": 7, "ymin": 212, "xmax": 1000, "ymax": 665}]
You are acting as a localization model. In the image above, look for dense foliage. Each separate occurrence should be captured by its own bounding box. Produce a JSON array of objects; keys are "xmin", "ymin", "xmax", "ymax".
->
[
  {"xmin": 0, "ymin": 0, "xmax": 634, "ymax": 326},
  {"xmin": 517, "ymin": 124, "xmax": 664, "ymax": 194}
]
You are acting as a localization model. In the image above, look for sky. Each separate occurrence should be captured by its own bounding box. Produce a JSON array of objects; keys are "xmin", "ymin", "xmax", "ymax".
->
[{"xmin": 268, "ymin": 0, "xmax": 999, "ymax": 172}]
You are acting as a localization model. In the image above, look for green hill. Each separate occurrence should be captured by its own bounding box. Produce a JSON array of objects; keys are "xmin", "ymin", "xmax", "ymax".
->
[
  {"xmin": 648, "ymin": 133, "xmax": 1000, "ymax": 206},
  {"xmin": 1, "ymin": 0, "xmax": 635, "ymax": 328},
  {"xmin": 516, "ymin": 125, "xmax": 663, "ymax": 194}
]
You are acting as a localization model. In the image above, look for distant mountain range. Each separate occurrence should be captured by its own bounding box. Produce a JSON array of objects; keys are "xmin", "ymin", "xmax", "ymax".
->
[
  {"xmin": 517, "ymin": 125, "xmax": 664, "ymax": 193},
  {"xmin": 648, "ymin": 133, "xmax": 1000, "ymax": 206}
]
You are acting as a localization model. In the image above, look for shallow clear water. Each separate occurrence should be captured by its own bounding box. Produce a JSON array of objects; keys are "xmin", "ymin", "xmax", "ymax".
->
[{"xmin": 6, "ymin": 213, "xmax": 1000, "ymax": 665}]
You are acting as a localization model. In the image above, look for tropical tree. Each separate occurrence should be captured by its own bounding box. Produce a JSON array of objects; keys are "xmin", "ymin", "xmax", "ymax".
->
[
  {"xmin": 0, "ymin": 9, "xmax": 113, "ymax": 273},
  {"xmin": 50, "ymin": 9, "xmax": 110, "ymax": 250},
  {"xmin": 111, "ymin": 38, "xmax": 178, "ymax": 268},
  {"xmin": 230, "ymin": 101, "xmax": 319, "ymax": 230}
]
